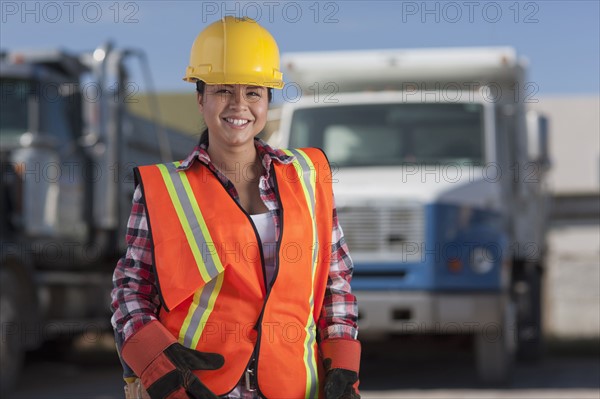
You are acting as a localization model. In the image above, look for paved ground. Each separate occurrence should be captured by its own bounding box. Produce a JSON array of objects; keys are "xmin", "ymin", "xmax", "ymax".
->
[
  {"xmin": 359, "ymin": 336, "xmax": 600, "ymax": 398},
  {"xmin": 9, "ymin": 334, "xmax": 600, "ymax": 399}
]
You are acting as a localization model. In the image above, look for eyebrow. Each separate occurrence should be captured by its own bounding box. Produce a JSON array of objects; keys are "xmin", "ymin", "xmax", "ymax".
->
[{"xmin": 215, "ymin": 84, "xmax": 263, "ymax": 90}]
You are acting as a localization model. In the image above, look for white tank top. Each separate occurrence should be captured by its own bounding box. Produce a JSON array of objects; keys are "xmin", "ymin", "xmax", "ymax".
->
[{"xmin": 250, "ymin": 212, "xmax": 277, "ymax": 286}]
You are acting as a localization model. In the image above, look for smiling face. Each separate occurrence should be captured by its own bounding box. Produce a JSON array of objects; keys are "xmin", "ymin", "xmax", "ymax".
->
[{"xmin": 198, "ymin": 84, "xmax": 269, "ymax": 150}]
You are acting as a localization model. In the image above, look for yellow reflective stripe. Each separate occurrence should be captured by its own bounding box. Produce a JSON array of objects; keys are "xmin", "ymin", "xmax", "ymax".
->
[
  {"xmin": 157, "ymin": 163, "xmax": 210, "ymax": 283},
  {"xmin": 283, "ymin": 149, "xmax": 320, "ymax": 398},
  {"xmin": 157, "ymin": 161, "xmax": 225, "ymax": 349},
  {"xmin": 191, "ymin": 273, "xmax": 224, "ymax": 348},
  {"xmin": 157, "ymin": 163, "xmax": 211, "ymax": 282},
  {"xmin": 303, "ymin": 326, "xmax": 319, "ymax": 398},
  {"xmin": 296, "ymin": 150, "xmax": 320, "ymax": 399},
  {"xmin": 284, "ymin": 150, "xmax": 315, "ymax": 220},
  {"xmin": 179, "ymin": 286, "xmax": 203, "ymax": 345},
  {"xmin": 178, "ymin": 170, "xmax": 224, "ymax": 275},
  {"xmin": 178, "ymin": 272, "xmax": 225, "ymax": 348},
  {"xmin": 157, "ymin": 162, "xmax": 224, "ymax": 283}
]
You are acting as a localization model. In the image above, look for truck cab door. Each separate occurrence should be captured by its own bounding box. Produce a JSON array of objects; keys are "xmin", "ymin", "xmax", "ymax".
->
[{"xmin": 11, "ymin": 78, "xmax": 89, "ymax": 245}]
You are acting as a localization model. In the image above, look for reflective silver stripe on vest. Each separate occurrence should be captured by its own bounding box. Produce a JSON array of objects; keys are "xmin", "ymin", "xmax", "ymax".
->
[
  {"xmin": 158, "ymin": 162, "xmax": 224, "ymax": 282},
  {"xmin": 286, "ymin": 149, "xmax": 321, "ymax": 399},
  {"xmin": 179, "ymin": 273, "xmax": 225, "ymax": 348}
]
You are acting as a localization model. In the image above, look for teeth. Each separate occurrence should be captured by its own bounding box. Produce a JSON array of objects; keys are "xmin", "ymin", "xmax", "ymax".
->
[{"xmin": 226, "ymin": 118, "xmax": 249, "ymax": 126}]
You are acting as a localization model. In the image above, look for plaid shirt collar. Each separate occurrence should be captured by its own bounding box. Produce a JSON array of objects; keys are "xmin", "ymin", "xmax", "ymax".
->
[{"xmin": 175, "ymin": 137, "xmax": 295, "ymax": 173}]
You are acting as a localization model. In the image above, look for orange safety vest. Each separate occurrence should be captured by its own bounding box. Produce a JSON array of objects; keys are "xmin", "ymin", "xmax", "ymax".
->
[{"xmin": 135, "ymin": 148, "xmax": 333, "ymax": 398}]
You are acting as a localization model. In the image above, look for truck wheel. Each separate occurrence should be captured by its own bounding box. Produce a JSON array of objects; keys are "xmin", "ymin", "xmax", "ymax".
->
[
  {"xmin": 0, "ymin": 270, "xmax": 24, "ymax": 397},
  {"xmin": 474, "ymin": 301, "xmax": 516, "ymax": 385},
  {"xmin": 514, "ymin": 265, "xmax": 543, "ymax": 361}
]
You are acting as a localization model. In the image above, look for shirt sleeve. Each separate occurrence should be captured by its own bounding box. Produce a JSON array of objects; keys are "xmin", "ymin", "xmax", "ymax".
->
[
  {"xmin": 111, "ymin": 185, "xmax": 161, "ymax": 378},
  {"xmin": 317, "ymin": 193, "xmax": 359, "ymax": 341}
]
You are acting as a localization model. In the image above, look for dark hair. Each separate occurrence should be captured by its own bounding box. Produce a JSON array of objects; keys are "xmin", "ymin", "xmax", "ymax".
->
[
  {"xmin": 199, "ymin": 128, "xmax": 209, "ymax": 145},
  {"xmin": 195, "ymin": 80, "xmax": 273, "ymax": 103}
]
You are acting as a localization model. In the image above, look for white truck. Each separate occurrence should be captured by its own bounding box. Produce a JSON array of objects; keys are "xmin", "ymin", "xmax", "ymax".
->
[{"xmin": 271, "ymin": 47, "xmax": 550, "ymax": 383}]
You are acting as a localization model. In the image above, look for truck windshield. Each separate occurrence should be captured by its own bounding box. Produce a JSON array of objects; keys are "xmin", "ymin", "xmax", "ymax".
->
[
  {"xmin": 288, "ymin": 103, "xmax": 484, "ymax": 167},
  {"xmin": 0, "ymin": 78, "xmax": 30, "ymax": 138}
]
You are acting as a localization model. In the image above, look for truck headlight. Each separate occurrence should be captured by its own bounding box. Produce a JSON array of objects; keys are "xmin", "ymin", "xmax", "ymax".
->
[{"xmin": 470, "ymin": 247, "xmax": 494, "ymax": 274}]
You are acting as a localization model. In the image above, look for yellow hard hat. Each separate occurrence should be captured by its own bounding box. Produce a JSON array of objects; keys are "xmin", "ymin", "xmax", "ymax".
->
[{"xmin": 183, "ymin": 16, "xmax": 284, "ymax": 89}]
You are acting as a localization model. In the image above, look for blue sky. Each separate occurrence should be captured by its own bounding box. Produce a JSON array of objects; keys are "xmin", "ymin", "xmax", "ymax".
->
[{"xmin": 1, "ymin": 0, "xmax": 599, "ymax": 94}]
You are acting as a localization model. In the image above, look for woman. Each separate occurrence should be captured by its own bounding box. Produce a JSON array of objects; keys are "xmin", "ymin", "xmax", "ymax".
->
[{"xmin": 111, "ymin": 16, "xmax": 360, "ymax": 399}]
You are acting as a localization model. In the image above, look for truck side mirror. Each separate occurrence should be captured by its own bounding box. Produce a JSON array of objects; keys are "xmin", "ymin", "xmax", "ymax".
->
[{"xmin": 526, "ymin": 110, "xmax": 551, "ymax": 170}]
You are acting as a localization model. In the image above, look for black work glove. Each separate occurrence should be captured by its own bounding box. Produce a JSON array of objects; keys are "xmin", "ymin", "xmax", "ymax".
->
[
  {"xmin": 323, "ymin": 358, "xmax": 361, "ymax": 399},
  {"xmin": 121, "ymin": 321, "xmax": 224, "ymax": 399},
  {"xmin": 145, "ymin": 343, "xmax": 225, "ymax": 399}
]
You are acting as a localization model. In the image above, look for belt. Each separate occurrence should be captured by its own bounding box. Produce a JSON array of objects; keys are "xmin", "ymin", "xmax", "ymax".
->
[{"xmin": 244, "ymin": 358, "xmax": 258, "ymax": 392}]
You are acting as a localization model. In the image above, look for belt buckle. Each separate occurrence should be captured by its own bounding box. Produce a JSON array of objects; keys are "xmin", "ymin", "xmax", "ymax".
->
[{"xmin": 244, "ymin": 367, "xmax": 257, "ymax": 392}]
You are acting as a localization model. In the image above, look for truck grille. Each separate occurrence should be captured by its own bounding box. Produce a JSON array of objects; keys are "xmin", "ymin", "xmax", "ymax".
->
[{"xmin": 337, "ymin": 205, "xmax": 425, "ymax": 262}]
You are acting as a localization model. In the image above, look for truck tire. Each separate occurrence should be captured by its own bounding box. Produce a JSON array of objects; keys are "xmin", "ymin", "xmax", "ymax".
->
[
  {"xmin": 474, "ymin": 300, "xmax": 516, "ymax": 385},
  {"xmin": 514, "ymin": 264, "xmax": 543, "ymax": 362},
  {"xmin": 0, "ymin": 270, "xmax": 24, "ymax": 397}
]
